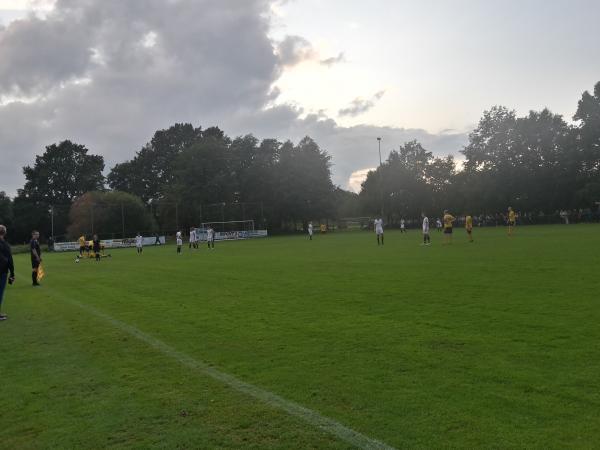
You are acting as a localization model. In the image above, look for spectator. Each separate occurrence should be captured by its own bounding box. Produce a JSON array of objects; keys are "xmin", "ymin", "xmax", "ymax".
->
[{"xmin": 0, "ymin": 225, "xmax": 15, "ymax": 321}]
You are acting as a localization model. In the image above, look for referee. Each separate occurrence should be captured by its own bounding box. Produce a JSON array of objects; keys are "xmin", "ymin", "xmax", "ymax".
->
[
  {"xmin": 30, "ymin": 230, "xmax": 42, "ymax": 286},
  {"xmin": 0, "ymin": 225, "xmax": 15, "ymax": 320}
]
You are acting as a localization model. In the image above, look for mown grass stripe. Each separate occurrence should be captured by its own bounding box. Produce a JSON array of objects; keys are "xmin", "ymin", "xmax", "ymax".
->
[{"xmin": 65, "ymin": 296, "xmax": 397, "ymax": 450}]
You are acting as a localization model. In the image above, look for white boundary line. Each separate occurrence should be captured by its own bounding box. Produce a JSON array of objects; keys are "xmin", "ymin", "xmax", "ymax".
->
[{"xmin": 66, "ymin": 298, "xmax": 397, "ymax": 450}]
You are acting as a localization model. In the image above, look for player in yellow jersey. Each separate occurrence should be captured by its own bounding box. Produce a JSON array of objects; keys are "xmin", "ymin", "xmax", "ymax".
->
[
  {"xmin": 508, "ymin": 206, "xmax": 516, "ymax": 236},
  {"xmin": 443, "ymin": 210, "xmax": 455, "ymax": 244},
  {"xmin": 465, "ymin": 215, "xmax": 474, "ymax": 242},
  {"xmin": 78, "ymin": 235, "xmax": 86, "ymax": 257}
]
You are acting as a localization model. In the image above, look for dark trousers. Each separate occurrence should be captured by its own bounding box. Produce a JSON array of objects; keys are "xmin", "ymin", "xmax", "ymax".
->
[{"xmin": 0, "ymin": 273, "xmax": 7, "ymax": 309}]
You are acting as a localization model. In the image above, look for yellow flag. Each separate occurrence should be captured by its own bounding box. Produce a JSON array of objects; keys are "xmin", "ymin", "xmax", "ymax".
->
[{"xmin": 37, "ymin": 263, "xmax": 45, "ymax": 282}]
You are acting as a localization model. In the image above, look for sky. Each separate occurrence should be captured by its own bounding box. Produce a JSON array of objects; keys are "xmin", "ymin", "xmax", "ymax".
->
[{"xmin": 1, "ymin": 0, "xmax": 599, "ymax": 196}]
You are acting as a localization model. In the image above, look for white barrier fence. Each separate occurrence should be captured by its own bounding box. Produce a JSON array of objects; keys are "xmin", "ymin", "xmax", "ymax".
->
[
  {"xmin": 54, "ymin": 236, "xmax": 166, "ymax": 252},
  {"xmin": 194, "ymin": 229, "xmax": 268, "ymax": 241}
]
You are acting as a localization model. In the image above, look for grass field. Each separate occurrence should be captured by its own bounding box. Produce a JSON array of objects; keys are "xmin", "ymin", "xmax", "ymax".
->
[{"xmin": 2, "ymin": 225, "xmax": 600, "ymax": 449}]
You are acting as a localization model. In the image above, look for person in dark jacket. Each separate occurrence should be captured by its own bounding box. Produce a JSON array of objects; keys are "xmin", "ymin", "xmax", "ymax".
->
[{"xmin": 0, "ymin": 225, "xmax": 15, "ymax": 320}]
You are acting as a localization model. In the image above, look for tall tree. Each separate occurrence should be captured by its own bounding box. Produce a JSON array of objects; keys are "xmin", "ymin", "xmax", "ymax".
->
[
  {"xmin": 0, "ymin": 192, "xmax": 13, "ymax": 236},
  {"xmin": 573, "ymin": 81, "xmax": 600, "ymax": 204},
  {"xmin": 107, "ymin": 123, "xmax": 203, "ymax": 203},
  {"xmin": 13, "ymin": 140, "xmax": 104, "ymax": 241},
  {"xmin": 67, "ymin": 191, "xmax": 156, "ymax": 239}
]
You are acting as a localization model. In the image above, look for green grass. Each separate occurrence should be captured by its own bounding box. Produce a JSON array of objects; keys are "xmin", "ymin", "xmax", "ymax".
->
[{"xmin": 2, "ymin": 225, "xmax": 600, "ymax": 449}]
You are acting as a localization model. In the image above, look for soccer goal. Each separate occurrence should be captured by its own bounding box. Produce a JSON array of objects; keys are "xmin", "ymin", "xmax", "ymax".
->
[{"xmin": 195, "ymin": 220, "xmax": 266, "ymax": 241}]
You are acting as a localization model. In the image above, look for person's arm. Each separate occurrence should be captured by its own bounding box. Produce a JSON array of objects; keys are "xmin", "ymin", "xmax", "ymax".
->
[
  {"xmin": 31, "ymin": 246, "xmax": 41, "ymax": 262},
  {"xmin": 8, "ymin": 249, "xmax": 14, "ymax": 279}
]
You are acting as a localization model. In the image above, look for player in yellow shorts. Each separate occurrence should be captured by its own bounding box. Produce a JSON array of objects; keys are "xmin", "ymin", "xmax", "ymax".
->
[
  {"xmin": 507, "ymin": 206, "xmax": 516, "ymax": 236},
  {"xmin": 443, "ymin": 210, "xmax": 455, "ymax": 244},
  {"xmin": 465, "ymin": 215, "xmax": 474, "ymax": 242}
]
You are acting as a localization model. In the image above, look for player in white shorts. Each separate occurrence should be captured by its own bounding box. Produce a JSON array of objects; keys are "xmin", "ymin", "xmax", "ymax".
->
[
  {"xmin": 207, "ymin": 226, "xmax": 215, "ymax": 249},
  {"xmin": 400, "ymin": 218, "xmax": 406, "ymax": 233},
  {"xmin": 135, "ymin": 233, "xmax": 143, "ymax": 254},
  {"xmin": 189, "ymin": 227, "xmax": 196, "ymax": 250},
  {"xmin": 176, "ymin": 231, "xmax": 182, "ymax": 254},
  {"xmin": 421, "ymin": 213, "xmax": 431, "ymax": 245},
  {"xmin": 308, "ymin": 222, "xmax": 313, "ymax": 240},
  {"xmin": 374, "ymin": 218, "xmax": 384, "ymax": 246}
]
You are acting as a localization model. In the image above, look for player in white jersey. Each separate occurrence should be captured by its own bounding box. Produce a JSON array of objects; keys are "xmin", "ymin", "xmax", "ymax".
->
[
  {"xmin": 400, "ymin": 218, "xmax": 406, "ymax": 233},
  {"xmin": 374, "ymin": 218, "xmax": 384, "ymax": 246},
  {"xmin": 189, "ymin": 227, "xmax": 196, "ymax": 249},
  {"xmin": 135, "ymin": 233, "xmax": 143, "ymax": 254},
  {"xmin": 421, "ymin": 213, "xmax": 431, "ymax": 245},
  {"xmin": 176, "ymin": 231, "xmax": 182, "ymax": 254},
  {"xmin": 207, "ymin": 226, "xmax": 215, "ymax": 249},
  {"xmin": 436, "ymin": 218, "xmax": 442, "ymax": 232},
  {"xmin": 308, "ymin": 222, "xmax": 313, "ymax": 240}
]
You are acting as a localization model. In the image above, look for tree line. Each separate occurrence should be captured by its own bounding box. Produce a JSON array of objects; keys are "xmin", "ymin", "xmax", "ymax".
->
[
  {"xmin": 361, "ymin": 81, "xmax": 600, "ymax": 222},
  {"xmin": 1, "ymin": 81, "xmax": 599, "ymax": 243}
]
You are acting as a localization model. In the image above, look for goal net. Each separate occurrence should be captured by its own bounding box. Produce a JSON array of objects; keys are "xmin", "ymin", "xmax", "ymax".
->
[{"xmin": 195, "ymin": 220, "xmax": 266, "ymax": 241}]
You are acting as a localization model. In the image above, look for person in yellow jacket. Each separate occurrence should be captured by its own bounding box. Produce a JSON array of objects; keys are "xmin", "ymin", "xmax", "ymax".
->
[
  {"xmin": 78, "ymin": 235, "xmax": 86, "ymax": 257},
  {"xmin": 465, "ymin": 215, "xmax": 474, "ymax": 243}
]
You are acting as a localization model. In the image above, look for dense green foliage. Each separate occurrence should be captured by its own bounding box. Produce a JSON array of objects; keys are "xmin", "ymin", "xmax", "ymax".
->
[
  {"xmin": 67, "ymin": 191, "xmax": 156, "ymax": 239},
  {"xmin": 2, "ymin": 226, "xmax": 599, "ymax": 448},
  {"xmin": 361, "ymin": 82, "xmax": 600, "ymax": 221}
]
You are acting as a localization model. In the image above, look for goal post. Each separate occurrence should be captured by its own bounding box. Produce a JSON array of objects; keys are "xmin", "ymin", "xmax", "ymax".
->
[{"xmin": 195, "ymin": 220, "xmax": 266, "ymax": 242}]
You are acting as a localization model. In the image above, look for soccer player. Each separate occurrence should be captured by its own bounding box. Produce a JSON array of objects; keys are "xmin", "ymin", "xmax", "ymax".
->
[
  {"xmin": 374, "ymin": 218, "xmax": 384, "ymax": 246},
  {"xmin": 508, "ymin": 206, "xmax": 516, "ymax": 236},
  {"xmin": 207, "ymin": 226, "xmax": 215, "ymax": 249},
  {"xmin": 465, "ymin": 214, "xmax": 474, "ymax": 242},
  {"xmin": 421, "ymin": 213, "xmax": 431, "ymax": 245},
  {"xmin": 308, "ymin": 221, "xmax": 313, "ymax": 240},
  {"xmin": 189, "ymin": 227, "xmax": 196, "ymax": 249},
  {"xmin": 442, "ymin": 210, "xmax": 455, "ymax": 245},
  {"xmin": 176, "ymin": 231, "xmax": 182, "ymax": 254},
  {"xmin": 400, "ymin": 218, "xmax": 406, "ymax": 233},
  {"xmin": 92, "ymin": 234, "xmax": 101, "ymax": 262},
  {"xmin": 136, "ymin": 232, "xmax": 143, "ymax": 254},
  {"xmin": 436, "ymin": 218, "xmax": 442, "ymax": 232},
  {"xmin": 78, "ymin": 234, "xmax": 86, "ymax": 257},
  {"xmin": 0, "ymin": 225, "xmax": 15, "ymax": 320},
  {"xmin": 193, "ymin": 228, "xmax": 200, "ymax": 249}
]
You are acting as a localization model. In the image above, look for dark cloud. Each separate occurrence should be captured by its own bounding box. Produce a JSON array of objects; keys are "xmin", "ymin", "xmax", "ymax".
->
[
  {"xmin": 338, "ymin": 90, "xmax": 385, "ymax": 117},
  {"xmin": 0, "ymin": 0, "xmax": 467, "ymax": 196},
  {"xmin": 276, "ymin": 34, "xmax": 315, "ymax": 66}
]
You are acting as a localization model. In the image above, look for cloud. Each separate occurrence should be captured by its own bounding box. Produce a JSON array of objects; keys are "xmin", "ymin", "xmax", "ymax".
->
[
  {"xmin": 319, "ymin": 52, "xmax": 345, "ymax": 67},
  {"xmin": 338, "ymin": 90, "xmax": 385, "ymax": 117},
  {"xmin": 0, "ymin": 0, "xmax": 468, "ymax": 197},
  {"xmin": 276, "ymin": 34, "xmax": 315, "ymax": 66},
  {"xmin": 348, "ymin": 168, "xmax": 374, "ymax": 193}
]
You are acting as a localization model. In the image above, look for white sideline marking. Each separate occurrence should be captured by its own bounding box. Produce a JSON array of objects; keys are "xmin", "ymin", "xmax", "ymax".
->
[{"xmin": 67, "ymin": 299, "xmax": 397, "ymax": 450}]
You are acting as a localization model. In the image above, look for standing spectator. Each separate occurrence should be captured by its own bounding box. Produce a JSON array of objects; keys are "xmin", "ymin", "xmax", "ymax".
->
[{"xmin": 0, "ymin": 225, "xmax": 15, "ymax": 320}]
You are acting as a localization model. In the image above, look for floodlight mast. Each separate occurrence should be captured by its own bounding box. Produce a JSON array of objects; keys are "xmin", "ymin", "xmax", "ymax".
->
[{"xmin": 377, "ymin": 137, "xmax": 384, "ymax": 218}]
